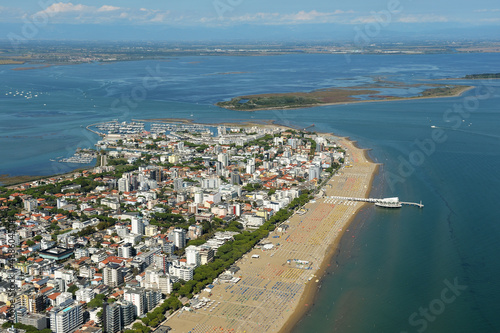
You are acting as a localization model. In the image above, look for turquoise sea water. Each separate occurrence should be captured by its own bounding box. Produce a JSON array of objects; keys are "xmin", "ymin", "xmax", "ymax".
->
[{"xmin": 1, "ymin": 53, "xmax": 500, "ymax": 332}]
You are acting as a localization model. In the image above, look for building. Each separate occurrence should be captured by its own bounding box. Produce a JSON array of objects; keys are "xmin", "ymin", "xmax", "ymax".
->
[
  {"xmin": 23, "ymin": 198, "xmax": 38, "ymax": 212},
  {"xmin": 199, "ymin": 246, "xmax": 215, "ymax": 265},
  {"xmin": 103, "ymin": 301, "xmax": 121, "ymax": 333},
  {"xmin": 123, "ymin": 288, "xmax": 145, "ymax": 317},
  {"xmin": 39, "ymin": 247, "xmax": 74, "ymax": 261},
  {"xmin": 308, "ymin": 164, "xmax": 321, "ymax": 181},
  {"xmin": 217, "ymin": 153, "xmax": 229, "ymax": 167},
  {"xmin": 172, "ymin": 228, "xmax": 186, "ymax": 249},
  {"xmin": 117, "ymin": 243, "xmax": 136, "ymax": 259},
  {"xmin": 75, "ymin": 288, "xmax": 95, "ymax": 303},
  {"xmin": 144, "ymin": 289, "xmax": 161, "ymax": 313},
  {"xmin": 119, "ymin": 301, "xmax": 135, "ymax": 327},
  {"xmin": 131, "ymin": 218, "xmax": 144, "ymax": 235},
  {"xmin": 230, "ymin": 172, "xmax": 241, "ymax": 185},
  {"xmin": 169, "ymin": 264, "xmax": 194, "ymax": 281},
  {"xmin": 144, "ymin": 225, "xmax": 158, "ymax": 237},
  {"xmin": 185, "ymin": 246, "xmax": 200, "ymax": 267},
  {"xmin": 153, "ymin": 254, "xmax": 169, "ymax": 274},
  {"xmin": 163, "ymin": 241, "xmax": 175, "ymax": 255},
  {"xmin": 21, "ymin": 313, "xmax": 47, "ymax": 330},
  {"xmin": 103, "ymin": 263, "xmax": 124, "ymax": 288},
  {"xmin": 158, "ymin": 275, "xmax": 172, "ymax": 295},
  {"xmin": 187, "ymin": 225, "xmax": 203, "ymax": 240},
  {"xmin": 19, "ymin": 293, "xmax": 46, "ymax": 314},
  {"xmin": 49, "ymin": 302, "xmax": 83, "ymax": 333},
  {"xmin": 173, "ymin": 178, "xmax": 183, "ymax": 192}
]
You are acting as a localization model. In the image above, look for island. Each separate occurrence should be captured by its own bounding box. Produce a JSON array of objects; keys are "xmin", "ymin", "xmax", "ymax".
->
[
  {"xmin": 216, "ymin": 83, "xmax": 472, "ymax": 111},
  {"xmin": 463, "ymin": 73, "xmax": 500, "ymax": 79}
]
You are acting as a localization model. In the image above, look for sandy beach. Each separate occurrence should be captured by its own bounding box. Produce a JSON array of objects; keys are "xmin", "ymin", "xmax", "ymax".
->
[{"xmin": 163, "ymin": 136, "xmax": 378, "ymax": 333}]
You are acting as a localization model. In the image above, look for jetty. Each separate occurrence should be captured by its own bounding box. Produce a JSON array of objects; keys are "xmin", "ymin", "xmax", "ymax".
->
[{"xmin": 326, "ymin": 196, "xmax": 424, "ymax": 208}]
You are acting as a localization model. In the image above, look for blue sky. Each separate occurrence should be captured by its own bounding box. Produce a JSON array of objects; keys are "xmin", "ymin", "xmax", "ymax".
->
[{"xmin": 1, "ymin": 0, "xmax": 499, "ymax": 40}]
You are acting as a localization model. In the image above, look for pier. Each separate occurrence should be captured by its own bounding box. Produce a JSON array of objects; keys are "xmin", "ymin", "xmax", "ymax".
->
[{"xmin": 326, "ymin": 196, "xmax": 424, "ymax": 208}]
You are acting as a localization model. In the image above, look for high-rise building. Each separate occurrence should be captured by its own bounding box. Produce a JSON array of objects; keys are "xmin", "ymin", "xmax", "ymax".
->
[
  {"xmin": 199, "ymin": 246, "xmax": 215, "ymax": 265},
  {"xmin": 123, "ymin": 288, "xmax": 160, "ymax": 317},
  {"xmin": 173, "ymin": 178, "xmax": 184, "ymax": 192},
  {"xmin": 217, "ymin": 153, "xmax": 229, "ymax": 167},
  {"xmin": 245, "ymin": 158, "xmax": 255, "ymax": 174},
  {"xmin": 230, "ymin": 172, "xmax": 241, "ymax": 185},
  {"xmin": 172, "ymin": 228, "xmax": 186, "ymax": 249},
  {"xmin": 103, "ymin": 301, "xmax": 121, "ymax": 333},
  {"xmin": 124, "ymin": 288, "xmax": 145, "ymax": 317},
  {"xmin": 308, "ymin": 165, "xmax": 321, "ymax": 181},
  {"xmin": 117, "ymin": 177, "xmax": 130, "ymax": 193},
  {"xmin": 131, "ymin": 218, "xmax": 144, "ymax": 235},
  {"xmin": 185, "ymin": 246, "xmax": 201, "ymax": 267},
  {"xmin": 118, "ymin": 243, "xmax": 136, "ymax": 258},
  {"xmin": 103, "ymin": 263, "xmax": 124, "ymax": 288},
  {"xmin": 163, "ymin": 241, "xmax": 175, "ymax": 255},
  {"xmin": 119, "ymin": 301, "xmax": 135, "ymax": 327},
  {"xmin": 154, "ymin": 254, "xmax": 169, "ymax": 274},
  {"xmin": 158, "ymin": 275, "xmax": 172, "ymax": 295},
  {"xmin": 49, "ymin": 302, "xmax": 83, "ymax": 333}
]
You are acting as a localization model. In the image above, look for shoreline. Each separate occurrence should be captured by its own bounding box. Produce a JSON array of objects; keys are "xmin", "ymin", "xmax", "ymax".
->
[
  {"xmin": 279, "ymin": 143, "xmax": 379, "ymax": 333},
  {"xmin": 0, "ymin": 120, "xmax": 288, "ymax": 188},
  {"xmin": 215, "ymin": 85, "xmax": 475, "ymax": 112},
  {"xmin": 163, "ymin": 133, "xmax": 379, "ymax": 332}
]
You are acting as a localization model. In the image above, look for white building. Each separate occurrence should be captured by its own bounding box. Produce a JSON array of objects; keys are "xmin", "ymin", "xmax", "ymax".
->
[
  {"xmin": 131, "ymin": 218, "xmax": 144, "ymax": 235},
  {"xmin": 172, "ymin": 228, "xmax": 186, "ymax": 249},
  {"xmin": 185, "ymin": 246, "xmax": 201, "ymax": 267},
  {"xmin": 49, "ymin": 302, "xmax": 83, "ymax": 333},
  {"xmin": 75, "ymin": 288, "xmax": 95, "ymax": 303},
  {"xmin": 145, "ymin": 225, "xmax": 158, "ymax": 237}
]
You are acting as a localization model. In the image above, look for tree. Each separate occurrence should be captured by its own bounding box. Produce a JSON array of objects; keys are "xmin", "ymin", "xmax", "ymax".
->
[{"xmin": 68, "ymin": 284, "xmax": 79, "ymax": 296}]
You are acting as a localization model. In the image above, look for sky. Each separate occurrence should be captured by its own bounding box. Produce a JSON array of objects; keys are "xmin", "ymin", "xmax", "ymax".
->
[{"xmin": 1, "ymin": 0, "xmax": 499, "ymax": 41}]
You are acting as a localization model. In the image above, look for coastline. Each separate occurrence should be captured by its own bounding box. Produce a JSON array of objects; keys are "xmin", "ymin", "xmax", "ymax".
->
[
  {"xmin": 163, "ymin": 134, "xmax": 379, "ymax": 332},
  {"xmin": 279, "ymin": 142, "xmax": 379, "ymax": 333},
  {"xmin": 215, "ymin": 85, "xmax": 475, "ymax": 112}
]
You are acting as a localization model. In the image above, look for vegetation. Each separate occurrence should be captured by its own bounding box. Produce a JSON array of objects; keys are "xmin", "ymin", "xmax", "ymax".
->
[
  {"xmin": 464, "ymin": 73, "xmax": 500, "ymax": 79},
  {"xmin": 420, "ymin": 85, "xmax": 470, "ymax": 98},
  {"xmin": 1, "ymin": 322, "xmax": 51, "ymax": 333},
  {"xmin": 217, "ymin": 95, "xmax": 322, "ymax": 111},
  {"xmin": 87, "ymin": 293, "xmax": 107, "ymax": 308},
  {"xmin": 170, "ymin": 191, "xmax": 311, "ymax": 299}
]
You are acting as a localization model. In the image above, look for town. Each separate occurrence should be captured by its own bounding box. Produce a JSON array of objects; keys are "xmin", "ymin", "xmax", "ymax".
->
[{"xmin": 0, "ymin": 122, "xmax": 345, "ymax": 333}]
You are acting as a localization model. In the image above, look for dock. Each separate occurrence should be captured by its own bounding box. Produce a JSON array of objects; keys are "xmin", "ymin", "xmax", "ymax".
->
[{"xmin": 326, "ymin": 196, "xmax": 424, "ymax": 208}]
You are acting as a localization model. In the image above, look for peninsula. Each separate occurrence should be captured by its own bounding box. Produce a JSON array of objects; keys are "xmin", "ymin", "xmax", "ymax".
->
[
  {"xmin": 1, "ymin": 120, "xmax": 377, "ymax": 333},
  {"xmin": 216, "ymin": 83, "xmax": 472, "ymax": 111}
]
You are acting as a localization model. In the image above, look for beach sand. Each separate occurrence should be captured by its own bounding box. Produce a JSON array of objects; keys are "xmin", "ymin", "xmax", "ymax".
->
[{"xmin": 163, "ymin": 136, "xmax": 378, "ymax": 333}]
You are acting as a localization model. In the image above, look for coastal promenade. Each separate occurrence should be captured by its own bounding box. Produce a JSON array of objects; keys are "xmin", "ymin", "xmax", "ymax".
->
[{"xmin": 163, "ymin": 137, "xmax": 377, "ymax": 333}]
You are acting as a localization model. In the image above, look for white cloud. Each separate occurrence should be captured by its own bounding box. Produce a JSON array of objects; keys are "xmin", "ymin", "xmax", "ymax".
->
[
  {"xmin": 97, "ymin": 5, "xmax": 121, "ymax": 12},
  {"xmin": 30, "ymin": 3, "xmax": 174, "ymax": 24},
  {"xmin": 397, "ymin": 14, "xmax": 449, "ymax": 23},
  {"xmin": 474, "ymin": 8, "xmax": 500, "ymax": 13},
  {"xmin": 41, "ymin": 2, "xmax": 90, "ymax": 14},
  {"xmin": 212, "ymin": 10, "xmax": 357, "ymax": 25}
]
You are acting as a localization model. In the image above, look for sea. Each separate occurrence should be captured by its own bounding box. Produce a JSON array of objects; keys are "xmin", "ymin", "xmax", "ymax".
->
[{"xmin": 1, "ymin": 53, "xmax": 500, "ymax": 332}]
